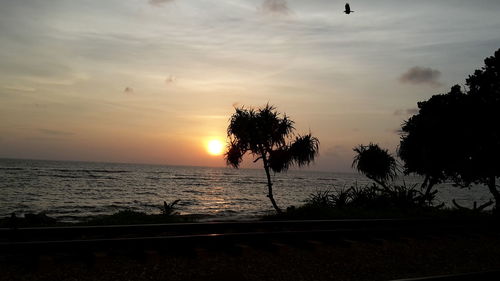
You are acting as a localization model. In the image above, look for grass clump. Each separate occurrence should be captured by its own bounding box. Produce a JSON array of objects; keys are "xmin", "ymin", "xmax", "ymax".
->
[
  {"xmin": 80, "ymin": 199, "xmax": 197, "ymax": 225},
  {"xmin": 80, "ymin": 209, "xmax": 196, "ymax": 226},
  {"xmin": 1, "ymin": 200, "xmax": 199, "ymax": 227},
  {"xmin": 264, "ymin": 183, "xmax": 492, "ymax": 220}
]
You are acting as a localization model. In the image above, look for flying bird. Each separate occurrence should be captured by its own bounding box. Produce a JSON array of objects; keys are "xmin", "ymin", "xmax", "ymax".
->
[{"xmin": 344, "ymin": 3, "xmax": 354, "ymax": 14}]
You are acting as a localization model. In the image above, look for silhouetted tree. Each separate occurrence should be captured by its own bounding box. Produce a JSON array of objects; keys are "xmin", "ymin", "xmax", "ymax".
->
[
  {"xmin": 225, "ymin": 104, "xmax": 320, "ymax": 213},
  {"xmin": 398, "ymin": 85, "xmax": 466, "ymax": 200},
  {"xmin": 399, "ymin": 48, "xmax": 500, "ymax": 209},
  {"xmin": 352, "ymin": 143, "xmax": 397, "ymax": 190},
  {"xmin": 456, "ymin": 48, "xmax": 500, "ymax": 209}
]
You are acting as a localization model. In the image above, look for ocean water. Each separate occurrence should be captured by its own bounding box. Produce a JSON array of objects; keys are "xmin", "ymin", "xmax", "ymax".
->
[{"xmin": 0, "ymin": 158, "xmax": 493, "ymax": 222}]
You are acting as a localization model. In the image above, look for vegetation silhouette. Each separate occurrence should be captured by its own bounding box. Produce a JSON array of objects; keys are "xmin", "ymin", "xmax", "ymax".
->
[
  {"xmin": 225, "ymin": 104, "xmax": 319, "ymax": 213},
  {"xmin": 352, "ymin": 143, "xmax": 397, "ymax": 191},
  {"xmin": 399, "ymin": 48, "xmax": 500, "ymax": 210},
  {"xmin": 352, "ymin": 143, "xmax": 439, "ymax": 207},
  {"xmin": 162, "ymin": 199, "xmax": 180, "ymax": 216}
]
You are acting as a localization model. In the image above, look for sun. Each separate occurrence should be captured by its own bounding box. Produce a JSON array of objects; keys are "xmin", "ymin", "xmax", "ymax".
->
[{"xmin": 207, "ymin": 139, "xmax": 224, "ymax": 156}]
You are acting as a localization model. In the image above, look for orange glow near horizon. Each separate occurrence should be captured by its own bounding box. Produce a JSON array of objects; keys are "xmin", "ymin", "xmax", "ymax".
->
[{"xmin": 207, "ymin": 139, "xmax": 225, "ymax": 156}]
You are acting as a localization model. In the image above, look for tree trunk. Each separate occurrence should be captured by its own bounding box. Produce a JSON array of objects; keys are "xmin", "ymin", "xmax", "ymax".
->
[
  {"xmin": 420, "ymin": 175, "xmax": 429, "ymax": 191},
  {"xmin": 487, "ymin": 176, "xmax": 500, "ymax": 211},
  {"xmin": 368, "ymin": 176, "xmax": 390, "ymax": 192},
  {"xmin": 261, "ymin": 152, "xmax": 282, "ymax": 214},
  {"xmin": 423, "ymin": 177, "xmax": 437, "ymax": 203}
]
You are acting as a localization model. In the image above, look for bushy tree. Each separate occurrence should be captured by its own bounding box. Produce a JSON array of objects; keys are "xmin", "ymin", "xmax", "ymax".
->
[
  {"xmin": 225, "ymin": 104, "xmax": 320, "ymax": 213},
  {"xmin": 399, "ymin": 48, "xmax": 500, "ymax": 209},
  {"xmin": 352, "ymin": 143, "xmax": 397, "ymax": 190},
  {"xmin": 398, "ymin": 85, "xmax": 466, "ymax": 199}
]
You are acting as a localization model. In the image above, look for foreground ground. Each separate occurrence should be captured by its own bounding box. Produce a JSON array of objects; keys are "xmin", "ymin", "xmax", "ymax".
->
[{"xmin": 2, "ymin": 232, "xmax": 500, "ymax": 281}]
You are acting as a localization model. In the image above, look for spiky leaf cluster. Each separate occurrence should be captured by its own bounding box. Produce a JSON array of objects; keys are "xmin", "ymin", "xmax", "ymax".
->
[
  {"xmin": 225, "ymin": 104, "xmax": 319, "ymax": 173},
  {"xmin": 352, "ymin": 143, "xmax": 397, "ymax": 185}
]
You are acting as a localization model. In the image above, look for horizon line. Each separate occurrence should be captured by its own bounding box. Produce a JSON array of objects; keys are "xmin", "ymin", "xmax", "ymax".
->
[{"xmin": 0, "ymin": 157, "xmax": 355, "ymax": 174}]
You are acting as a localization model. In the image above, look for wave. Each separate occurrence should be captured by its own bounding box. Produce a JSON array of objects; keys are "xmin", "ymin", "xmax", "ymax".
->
[
  {"xmin": 170, "ymin": 176, "xmax": 210, "ymax": 181},
  {"xmin": 316, "ymin": 178, "xmax": 337, "ymax": 181},
  {"xmin": 0, "ymin": 167, "xmax": 24, "ymax": 171},
  {"xmin": 44, "ymin": 174, "xmax": 118, "ymax": 180},
  {"xmin": 49, "ymin": 169, "xmax": 130, "ymax": 174}
]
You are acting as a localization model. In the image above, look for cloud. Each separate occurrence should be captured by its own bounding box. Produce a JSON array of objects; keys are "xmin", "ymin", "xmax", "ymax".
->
[
  {"xmin": 399, "ymin": 66, "xmax": 442, "ymax": 86},
  {"xmin": 3, "ymin": 85, "xmax": 36, "ymax": 92},
  {"xmin": 165, "ymin": 75, "xmax": 176, "ymax": 84},
  {"xmin": 394, "ymin": 108, "xmax": 418, "ymax": 116},
  {"xmin": 406, "ymin": 108, "xmax": 418, "ymax": 115},
  {"xmin": 260, "ymin": 0, "xmax": 290, "ymax": 15},
  {"xmin": 39, "ymin": 129, "xmax": 74, "ymax": 136},
  {"xmin": 124, "ymin": 87, "xmax": 134, "ymax": 94},
  {"xmin": 148, "ymin": 0, "xmax": 174, "ymax": 6}
]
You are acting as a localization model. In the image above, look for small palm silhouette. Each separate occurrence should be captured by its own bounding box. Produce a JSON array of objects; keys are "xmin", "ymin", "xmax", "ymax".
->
[{"xmin": 352, "ymin": 143, "xmax": 397, "ymax": 190}]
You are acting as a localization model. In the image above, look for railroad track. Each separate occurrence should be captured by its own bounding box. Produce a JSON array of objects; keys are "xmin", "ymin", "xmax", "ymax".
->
[{"xmin": 1, "ymin": 218, "xmax": 497, "ymax": 258}]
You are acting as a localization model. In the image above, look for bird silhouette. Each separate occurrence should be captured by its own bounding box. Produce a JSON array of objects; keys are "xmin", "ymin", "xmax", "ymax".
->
[{"xmin": 344, "ymin": 3, "xmax": 354, "ymax": 14}]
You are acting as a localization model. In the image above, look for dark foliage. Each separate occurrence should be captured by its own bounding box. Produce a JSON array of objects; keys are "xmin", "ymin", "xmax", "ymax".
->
[
  {"xmin": 81, "ymin": 210, "xmax": 196, "ymax": 225},
  {"xmin": 352, "ymin": 143, "xmax": 397, "ymax": 189},
  {"xmin": 265, "ymin": 183, "xmax": 449, "ymax": 220},
  {"xmin": 161, "ymin": 199, "xmax": 180, "ymax": 216},
  {"xmin": 309, "ymin": 183, "xmax": 436, "ymax": 210},
  {"xmin": 1, "ymin": 212, "xmax": 57, "ymax": 228},
  {"xmin": 398, "ymin": 48, "xmax": 500, "ymax": 209},
  {"xmin": 225, "ymin": 104, "xmax": 319, "ymax": 213}
]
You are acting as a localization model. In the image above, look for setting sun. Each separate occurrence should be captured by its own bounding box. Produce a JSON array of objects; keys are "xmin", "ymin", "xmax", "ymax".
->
[{"xmin": 207, "ymin": 139, "xmax": 224, "ymax": 156}]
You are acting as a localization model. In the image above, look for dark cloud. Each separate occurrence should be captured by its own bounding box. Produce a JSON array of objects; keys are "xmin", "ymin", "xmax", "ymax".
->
[
  {"xmin": 124, "ymin": 87, "xmax": 134, "ymax": 94},
  {"xmin": 394, "ymin": 108, "xmax": 418, "ymax": 116},
  {"xmin": 260, "ymin": 0, "xmax": 290, "ymax": 15},
  {"xmin": 39, "ymin": 129, "xmax": 74, "ymax": 136},
  {"xmin": 148, "ymin": 0, "xmax": 174, "ymax": 7},
  {"xmin": 399, "ymin": 66, "xmax": 442, "ymax": 86}
]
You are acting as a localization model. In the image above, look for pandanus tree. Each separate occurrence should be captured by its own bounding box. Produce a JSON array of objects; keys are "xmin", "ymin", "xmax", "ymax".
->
[
  {"xmin": 225, "ymin": 104, "xmax": 320, "ymax": 213},
  {"xmin": 352, "ymin": 143, "xmax": 397, "ymax": 190}
]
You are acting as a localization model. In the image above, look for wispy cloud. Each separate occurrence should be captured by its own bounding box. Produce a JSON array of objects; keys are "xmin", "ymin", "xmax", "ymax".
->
[
  {"xmin": 394, "ymin": 108, "xmax": 418, "ymax": 116},
  {"xmin": 124, "ymin": 87, "xmax": 134, "ymax": 94},
  {"xmin": 39, "ymin": 129, "xmax": 74, "ymax": 136},
  {"xmin": 325, "ymin": 145, "xmax": 349, "ymax": 157},
  {"xmin": 2, "ymin": 85, "xmax": 36, "ymax": 92},
  {"xmin": 260, "ymin": 0, "xmax": 290, "ymax": 16},
  {"xmin": 148, "ymin": 0, "xmax": 175, "ymax": 7},
  {"xmin": 406, "ymin": 108, "xmax": 418, "ymax": 115},
  {"xmin": 165, "ymin": 75, "xmax": 177, "ymax": 84},
  {"xmin": 399, "ymin": 66, "xmax": 442, "ymax": 87}
]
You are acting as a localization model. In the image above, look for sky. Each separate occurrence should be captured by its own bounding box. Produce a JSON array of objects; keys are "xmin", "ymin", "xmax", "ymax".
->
[{"xmin": 1, "ymin": 0, "xmax": 500, "ymax": 172}]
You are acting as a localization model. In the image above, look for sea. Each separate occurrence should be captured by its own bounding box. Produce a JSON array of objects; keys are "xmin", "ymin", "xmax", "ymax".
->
[{"xmin": 0, "ymin": 158, "xmax": 494, "ymax": 222}]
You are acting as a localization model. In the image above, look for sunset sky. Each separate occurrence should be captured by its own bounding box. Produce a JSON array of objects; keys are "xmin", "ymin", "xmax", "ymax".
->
[{"xmin": 1, "ymin": 0, "xmax": 500, "ymax": 172}]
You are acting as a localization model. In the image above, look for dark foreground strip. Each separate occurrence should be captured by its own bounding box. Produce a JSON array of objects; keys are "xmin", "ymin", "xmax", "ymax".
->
[
  {"xmin": 0, "ymin": 224, "xmax": 493, "ymax": 256},
  {"xmin": 391, "ymin": 270, "xmax": 500, "ymax": 280},
  {"xmin": 1, "ymin": 218, "xmax": 496, "ymax": 242}
]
